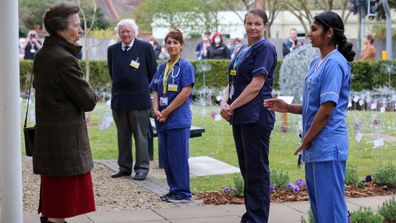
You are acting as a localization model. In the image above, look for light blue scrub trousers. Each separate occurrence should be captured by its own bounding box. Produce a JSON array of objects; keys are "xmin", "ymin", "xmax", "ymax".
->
[{"xmin": 305, "ymin": 161, "xmax": 348, "ymax": 223}]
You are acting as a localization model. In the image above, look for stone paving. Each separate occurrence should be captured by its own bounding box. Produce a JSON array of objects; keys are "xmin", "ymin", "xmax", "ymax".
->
[
  {"xmin": 8, "ymin": 160, "xmax": 396, "ymax": 222},
  {"xmin": 21, "ymin": 195, "xmax": 396, "ymax": 223}
]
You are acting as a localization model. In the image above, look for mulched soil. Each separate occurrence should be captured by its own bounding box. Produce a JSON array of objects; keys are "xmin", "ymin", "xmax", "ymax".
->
[{"xmin": 195, "ymin": 182, "xmax": 396, "ymax": 205}]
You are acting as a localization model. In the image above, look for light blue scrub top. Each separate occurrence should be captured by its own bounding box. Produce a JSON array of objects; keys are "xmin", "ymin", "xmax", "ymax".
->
[
  {"xmin": 149, "ymin": 58, "xmax": 195, "ymax": 133},
  {"xmin": 302, "ymin": 50, "xmax": 350, "ymax": 163}
]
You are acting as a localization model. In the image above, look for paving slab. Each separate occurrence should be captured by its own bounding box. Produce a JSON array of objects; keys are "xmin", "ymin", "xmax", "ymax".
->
[
  {"xmin": 218, "ymin": 204, "xmax": 245, "ymax": 216},
  {"xmin": 346, "ymin": 200, "xmax": 364, "ymax": 212},
  {"xmin": 188, "ymin": 156, "xmax": 240, "ymax": 176},
  {"xmin": 171, "ymin": 216, "xmax": 241, "ymax": 223},
  {"xmin": 87, "ymin": 210, "xmax": 164, "ymax": 223},
  {"xmin": 269, "ymin": 203, "xmax": 307, "ymax": 223},
  {"xmin": 347, "ymin": 195, "xmax": 396, "ymax": 211},
  {"xmin": 281, "ymin": 201, "xmax": 310, "ymax": 214},
  {"xmin": 24, "ymin": 214, "xmax": 93, "ymax": 223},
  {"xmin": 154, "ymin": 206, "xmax": 231, "ymax": 220}
]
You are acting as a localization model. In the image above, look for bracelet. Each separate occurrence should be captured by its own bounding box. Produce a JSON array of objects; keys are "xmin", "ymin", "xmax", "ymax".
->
[{"xmin": 287, "ymin": 104, "xmax": 291, "ymax": 113}]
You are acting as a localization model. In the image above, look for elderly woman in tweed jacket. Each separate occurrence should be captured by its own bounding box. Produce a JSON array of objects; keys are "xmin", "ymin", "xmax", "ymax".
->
[{"xmin": 32, "ymin": 2, "xmax": 98, "ymax": 223}]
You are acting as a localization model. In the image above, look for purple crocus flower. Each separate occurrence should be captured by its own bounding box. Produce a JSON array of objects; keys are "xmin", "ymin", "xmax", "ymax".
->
[
  {"xmin": 365, "ymin": 175, "xmax": 372, "ymax": 182},
  {"xmin": 292, "ymin": 185, "xmax": 299, "ymax": 193},
  {"xmin": 353, "ymin": 123, "xmax": 361, "ymax": 130},
  {"xmin": 270, "ymin": 185, "xmax": 275, "ymax": 193},
  {"xmin": 223, "ymin": 187, "xmax": 232, "ymax": 193},
  {"xmin": 372, "ymin": 119, "xmax": 380, "ymax": 126},
  {"xmin": 295, "ymin": 179, "xmax": 305, "ymax": 187},
  {"xmin": 211, "ymin": 111, "xmax": 217, "ymax": 119},
  {"xmin": 286, "ymin": 182, "xmax": 294, "ymax": 189},
  {"xmin": 348, "ymin": 210, "xmax": 351, "ymax": 223}
]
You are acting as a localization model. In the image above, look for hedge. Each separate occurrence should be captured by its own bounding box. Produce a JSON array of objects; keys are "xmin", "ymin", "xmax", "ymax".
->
[{"xmin": 20, "ymin": 59, "xmax": 395, "ymax": 92}]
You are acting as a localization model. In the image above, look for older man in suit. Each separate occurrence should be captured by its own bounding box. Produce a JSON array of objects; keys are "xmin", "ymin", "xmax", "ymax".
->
[
  {"xmin": 107, "ymin": 19, "xmax": 157, "ymax": 180},
  {"xmin": 282, "ymin": 28, "xmax": 303, "ymax": 57}
]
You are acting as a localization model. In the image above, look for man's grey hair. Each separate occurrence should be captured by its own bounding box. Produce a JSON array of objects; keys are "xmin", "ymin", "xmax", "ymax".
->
[{"xmin": 116, "ymin": 19, "xmax": 139, "ymax": 36}]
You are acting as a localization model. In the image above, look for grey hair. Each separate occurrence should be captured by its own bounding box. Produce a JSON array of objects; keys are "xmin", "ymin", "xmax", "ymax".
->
[{"xmin": 116, "ymin": 19, "xmax": 139, "ymax": 36}]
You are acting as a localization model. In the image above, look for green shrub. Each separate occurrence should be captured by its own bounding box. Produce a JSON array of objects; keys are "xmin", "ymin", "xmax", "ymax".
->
[
  {"xmin": 19, "ymin": 60, "xmax": 396, "ymax": 92},
  {"xmin": 378, "ymin": 197, "xmax": 396, "ymax": 222},
  {"xmin": 230, "ymin": 174, "xmax": 244, "ymax": 197},
  {"xmin": 270, "ymin": 170, "xmax": 289, "ymax": 188},
  {"xmin": 345, "ymin": 165, "xmax": 360, "ymax": 186},
  {"xmin": 20, "ymin": 60, "xmax": 33, "ymax": 91},
  {"xmin": 80, "ymin": 60, "xmax": 111, "ymax": 91},
  {"xmin": 350, "ymin": 208, "xmax": 384, "ymax": 223},
  {"xmin": 374, "ymin": 164, "xmax": 396, "ymax": 187},
  {"xmin": 300, "ymin": 208, "xmax": 314, "ymax": 223}
]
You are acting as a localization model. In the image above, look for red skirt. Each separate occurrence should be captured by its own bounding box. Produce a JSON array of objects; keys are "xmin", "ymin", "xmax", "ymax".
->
[{"xmin": 39, "ymin": 172, "xmax": 96, "ymax": 218}]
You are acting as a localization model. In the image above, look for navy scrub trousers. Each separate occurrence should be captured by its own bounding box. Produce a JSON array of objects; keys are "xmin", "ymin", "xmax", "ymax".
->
[
  {"xmin": 232, "ymin": 119, "xmax": 272, "ymax": 223},
  {"xmin": 158, "ymin": 127, "xmax": 191, "ymax": 199}
]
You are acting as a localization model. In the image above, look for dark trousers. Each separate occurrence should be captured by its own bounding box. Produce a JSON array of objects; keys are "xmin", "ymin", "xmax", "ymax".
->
[
  {"xmin": 112, "ymin": 109, "xmax": 150, "ymax": 174},
  {"xmin": 232, "ymin": 121, "xmax": 272, "ymax": 223},
  {"xmin": 158, "ymin": 128, "xmax": 191, "ymax": 198}
]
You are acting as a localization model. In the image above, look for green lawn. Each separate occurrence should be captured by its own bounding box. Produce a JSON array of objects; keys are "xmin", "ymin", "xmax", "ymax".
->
[{"xmin": 22, "ymin": 102, "xmax": 396, "ymax": 193}]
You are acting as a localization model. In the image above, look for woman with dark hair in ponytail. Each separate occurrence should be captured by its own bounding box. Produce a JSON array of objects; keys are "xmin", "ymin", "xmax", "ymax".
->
[{"xmin": 264, "ymin": 11, "xmax": 354, "ymax": 222}]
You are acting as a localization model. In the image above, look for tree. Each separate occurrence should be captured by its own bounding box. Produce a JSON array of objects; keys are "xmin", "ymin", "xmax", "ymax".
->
[
  {"xmin": 134, "ymin": 0, "xmax": 192, "ymax": 33},
  {"xmin": 134, "ymin": 0, "xmax": 240, "ymax": 36},
  {"xmin": 19, "ymin": 0, "xmax": 57, "ymax": 36},
  {"xmin": 223, "ymin": 0, "xmax": 281, "ymax": 38},
  {"xmin": 263, "ymin": 0, "xmax": 282, "ymax": 38},
  {"xmin": 74, "ymin": 0, "xmax": 111, "ymax": 83},
  {"xmin": 278, "ymin": 0, "xmax": 353, "ymax": 34},
  {"xmin": 19, "ymin": 0, "xmax": 110, "ymax": 37}
]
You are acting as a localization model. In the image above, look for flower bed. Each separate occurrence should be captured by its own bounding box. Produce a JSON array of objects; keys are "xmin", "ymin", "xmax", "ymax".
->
[{"xmin": 195, "ymin": 181, "xmax": 396, "ymax": 205}]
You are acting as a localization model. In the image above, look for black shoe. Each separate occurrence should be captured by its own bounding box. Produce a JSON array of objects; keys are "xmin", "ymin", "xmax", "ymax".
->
[
  {"xmin": 40, "ymin": 217, "xmax": 48, "ymax": 223},
  {"xmin": 132, "ymin": 172, "xmax": 147, "ymax": 181},
  {"xmin": 111, "ymin": 171, "xmax": 131, "ymax": 178},
  {"xmin": 165, "ymin": 193, "xmax": 192, "ymax": 203},
  {"xmin": 160, "ymin": 192, "xmax": 174, "ymax": 201}
]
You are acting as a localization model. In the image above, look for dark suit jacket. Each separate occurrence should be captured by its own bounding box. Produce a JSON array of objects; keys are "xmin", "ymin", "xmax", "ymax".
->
[
  {"xmin": 32, "ymin": 36, "xmax": 98, "ymax": 177},
  {"xmin": 282, "ymin": 39, "xmax": 303, "ymax": 57},
  {"xmin": 282, "ymin": 39, "xmax": 293, "ymax": 57},
  {"xmin": 107, "ymin": 39, "xmax": 157, "ymax": 110}
]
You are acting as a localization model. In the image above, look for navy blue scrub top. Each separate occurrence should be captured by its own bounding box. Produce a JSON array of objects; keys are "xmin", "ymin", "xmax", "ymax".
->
[
  {"xmin": 227, "ymin": 38, "xmax": 277, "ymax": 125},
  {"xmin": 149, "ymin": 58, "xmax": 195, "ymax": 133}
]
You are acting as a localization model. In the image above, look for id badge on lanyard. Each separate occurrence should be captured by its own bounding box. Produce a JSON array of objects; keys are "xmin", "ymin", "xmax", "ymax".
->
[{"xmin": 160, "ymin": 97, "xmax": 168, "ymax": 106}]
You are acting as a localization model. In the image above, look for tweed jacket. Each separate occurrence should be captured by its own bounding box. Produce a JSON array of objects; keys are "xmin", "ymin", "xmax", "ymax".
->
[{"xmin": 32, "ymin": 36, "xmax": 98, "ymax": 177}]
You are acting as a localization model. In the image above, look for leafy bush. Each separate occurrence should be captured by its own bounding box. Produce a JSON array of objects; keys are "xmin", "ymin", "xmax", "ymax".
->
[
  {"xmin": 300, "ymin": 208, "xmax": 314, "ymax": 223},
  {"xmin": 270, "ymin": 170, "xmax": 289, "ymax": 188},
  {"xmin": 350, "ymin": 208, "xmax": 384, "ymax": 223},
  {"xmin": 378, "ymin": 197, "xmax": 396, "ymax": 222},
  {"xmin": 345, "ymin": 165, "xmax": 360, "ymax": 186},
  {"xmin": 20, "ymin": 60, "xmax": 33, "ymax": 91},
  {"xmin": 19, "ymin": 60, "xmax": 396, "ymax": 93},
  {"xmin": 374, "ymin": 164, "xmax": 396, "ymax": 187},
  {"xmin": 230, "ymin": 174, "xmax": 244, "ymax": 197}
]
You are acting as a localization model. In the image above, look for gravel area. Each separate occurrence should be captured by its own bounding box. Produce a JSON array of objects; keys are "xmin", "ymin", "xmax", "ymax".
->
[{"xmin": 22, "ymin": 158, "xmax": 176, "ymax": 214}]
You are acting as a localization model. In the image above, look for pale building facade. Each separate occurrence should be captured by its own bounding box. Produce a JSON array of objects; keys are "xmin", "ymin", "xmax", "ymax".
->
[{"xmin": 152, "ymin": 10, "xmax": 396, "ymax": 40}]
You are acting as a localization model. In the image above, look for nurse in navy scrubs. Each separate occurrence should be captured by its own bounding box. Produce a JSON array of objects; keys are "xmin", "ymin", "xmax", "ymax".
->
[
  {"xmin": 149, "ymin": 30, "xmax": 195, "ymax": 203},
  {"xmin": 220, "ymin": 8, "xmax": 277, "ymax": 223},
  {"xmin": 264, "ymin": 11, "xmax": 355, "ymax": 222}
]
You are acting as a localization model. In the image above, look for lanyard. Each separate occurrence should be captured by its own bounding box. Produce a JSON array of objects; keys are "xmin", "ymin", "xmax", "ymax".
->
[
  {"xmin": 233, "ymin": 45, "xmax": 251, "ymax": 70},
  {"xmin": 162, "ymin": 57, "xmax": 180, "ymax": 96}
]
